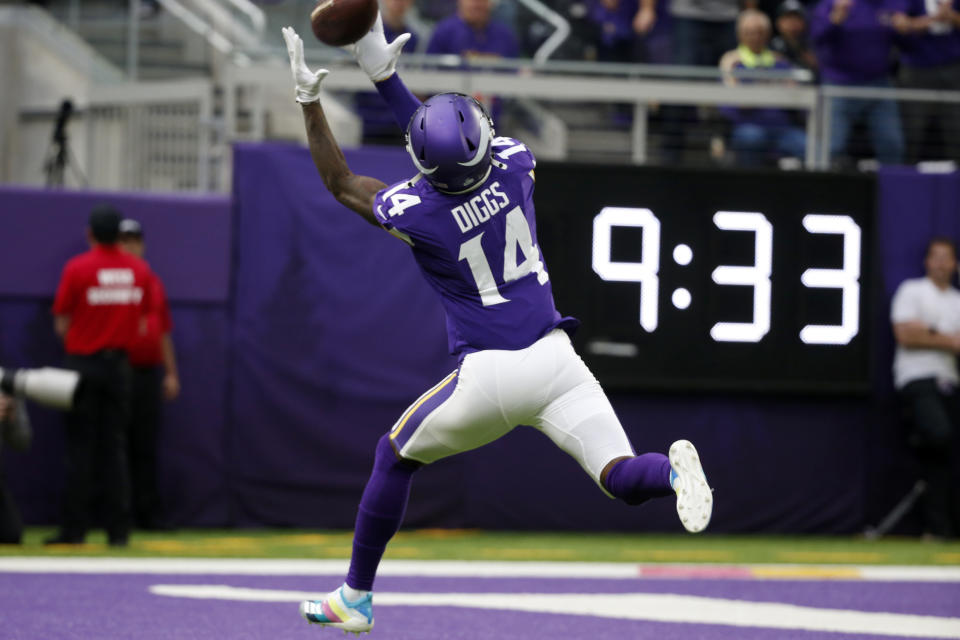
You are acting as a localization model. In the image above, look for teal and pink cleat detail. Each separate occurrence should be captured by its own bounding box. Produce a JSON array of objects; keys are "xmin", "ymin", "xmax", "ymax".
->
[{"xmin": 300, "ymin": 585, "xmax": 374, "ymax": 634}]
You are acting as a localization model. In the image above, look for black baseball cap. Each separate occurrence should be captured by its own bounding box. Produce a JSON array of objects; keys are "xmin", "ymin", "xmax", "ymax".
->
[
  {"xmin": 119, "ymin": 218, "xmax": 143, "ymax": 238},
  {"xmin": 778, "ymin": 0, "xmax": 806, "ymax": 17},
  {"xmin": 88, "ymin": 205, "xmax": 121, "ymax": 244}
]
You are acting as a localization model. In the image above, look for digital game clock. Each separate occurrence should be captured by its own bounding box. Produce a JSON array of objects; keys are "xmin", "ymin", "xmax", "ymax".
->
[{"xmin": 535, "ymin": 164, "xmax": 876, "ymax": 393}]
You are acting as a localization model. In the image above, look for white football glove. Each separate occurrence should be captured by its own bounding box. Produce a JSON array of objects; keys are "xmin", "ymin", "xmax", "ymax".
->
[
  {"xmin": 282, "ymin": 26, "xmax": 329, "ymax": 104},
  {"xmin": 346, "ymin": 13, "xmax": 411, "ymax": 83}
]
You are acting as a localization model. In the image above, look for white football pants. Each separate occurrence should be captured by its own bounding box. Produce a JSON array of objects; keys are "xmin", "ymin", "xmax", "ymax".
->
[{"xmin": 387, "ymin": 329, "xmax": 634, "ymax": 494}]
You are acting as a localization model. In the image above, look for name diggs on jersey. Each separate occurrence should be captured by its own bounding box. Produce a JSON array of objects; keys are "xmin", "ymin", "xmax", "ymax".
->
[{"xmin": 450, "ymin": 182, "xmax": 510, "ymax": 234}]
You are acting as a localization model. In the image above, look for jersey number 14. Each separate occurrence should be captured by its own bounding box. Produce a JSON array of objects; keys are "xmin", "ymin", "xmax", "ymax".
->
[{"xmin": 458, "ymin": 206, "xmax": 549, "ymax": 306}]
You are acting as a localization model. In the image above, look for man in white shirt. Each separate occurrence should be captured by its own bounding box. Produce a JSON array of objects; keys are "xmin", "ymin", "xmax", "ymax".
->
[{"xmin": 890, "ymin": 237, "xmax": 960, "ymax": 538}]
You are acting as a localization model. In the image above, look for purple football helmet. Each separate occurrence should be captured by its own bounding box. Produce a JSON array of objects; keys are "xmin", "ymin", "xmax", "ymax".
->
[{"xmin": 405, "ymin": 93, "xmax": 495, "ymax": 194}]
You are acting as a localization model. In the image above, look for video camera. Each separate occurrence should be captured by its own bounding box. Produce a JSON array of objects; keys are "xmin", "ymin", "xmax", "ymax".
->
[{"xmin": 0, "ymin": 367, "xmax": 81, "ymax": 411}]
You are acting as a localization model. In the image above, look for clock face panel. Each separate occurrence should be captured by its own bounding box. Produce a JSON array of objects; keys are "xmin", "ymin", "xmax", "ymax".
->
[{"xmin": 534, "ymin": 163, "xmax": 877, "ymax": 393}]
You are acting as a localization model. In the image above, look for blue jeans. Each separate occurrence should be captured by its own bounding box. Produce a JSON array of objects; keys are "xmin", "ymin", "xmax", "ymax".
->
[
  {"xmin": 828, "ymin": 81, "xmax": 905, "ymax": 165},
  {"xmin": 731, "ymin": 123, "xmax": 806, "ymax": 167}
]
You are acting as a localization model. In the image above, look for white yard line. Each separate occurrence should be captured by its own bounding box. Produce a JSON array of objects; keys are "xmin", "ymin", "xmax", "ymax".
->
[
  {"xmin": 150, "ymin": 584, "xmax": 960, "ymax": 639},
  {"xmin": 1, "ymin": 557, "xmax": 959, "ymax": 582}
]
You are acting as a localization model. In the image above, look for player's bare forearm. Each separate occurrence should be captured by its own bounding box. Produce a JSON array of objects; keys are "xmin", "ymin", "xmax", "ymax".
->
[{"xmin": 301, "ymin": 102, "xmax": 385, "ymax": 225}]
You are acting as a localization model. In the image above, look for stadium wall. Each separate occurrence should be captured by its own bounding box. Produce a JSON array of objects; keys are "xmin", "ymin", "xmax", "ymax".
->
[{"xmin": 0, "ymin": 149, "xmax": 957, "ymax": 534}]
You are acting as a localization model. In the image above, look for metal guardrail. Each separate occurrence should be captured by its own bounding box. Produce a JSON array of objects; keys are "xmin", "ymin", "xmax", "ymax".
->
[
  {"xmin": 515, "ymin": 0, "xmax": 570, "ymax": 63},
  {"xmin": 83, "ymin": 79, "xmax": 215, "ymax": 191},
  {"xmin": 816, "ymin": 84, "xmax": 960, "ymax": 170},
  {"xmin": 227, "ymin": 57, "xmax": 960, "ymax": 172},
  {"xmin": 228, "ymin": 61, "xmax": 823, "ymax": 166}
]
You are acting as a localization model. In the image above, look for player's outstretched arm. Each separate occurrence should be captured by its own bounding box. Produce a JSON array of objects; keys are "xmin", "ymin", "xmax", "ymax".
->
[
  {"xmin": 349, "ymin": 14, "xmax": 421, "ymax": 129},
  {"xmin": 283, "ymin": 27, "xmax": 385, "ymax": 225}
]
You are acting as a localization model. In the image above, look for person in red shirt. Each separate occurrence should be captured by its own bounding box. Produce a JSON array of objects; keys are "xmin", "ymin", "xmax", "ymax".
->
[
  {"xmin": 118, "ymin": 218, "xmax": 180, "ymax": 530},
  {"xmin": 48, "ymin": 205, "xmax": 154, "ymax": 547}
]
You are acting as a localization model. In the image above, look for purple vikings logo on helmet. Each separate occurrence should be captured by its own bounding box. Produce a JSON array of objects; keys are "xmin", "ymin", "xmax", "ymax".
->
[{"xmin": 405, "ymin": 93, "xmax": 495, "ymax": 194}]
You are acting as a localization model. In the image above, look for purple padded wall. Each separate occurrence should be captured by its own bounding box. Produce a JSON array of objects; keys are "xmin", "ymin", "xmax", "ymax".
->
[
  {"xmin": 1, "ymin": 158, "xmax": 957, "ymax": 533},
  {"xmin": 0, "ymin": 187, "xmax": 232, "ymax": 526}
]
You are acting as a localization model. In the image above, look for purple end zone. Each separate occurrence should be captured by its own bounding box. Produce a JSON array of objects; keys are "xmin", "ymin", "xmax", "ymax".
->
[{"xmin": 1, "ymin": 572, "xmax": 958, "ymax": 640}]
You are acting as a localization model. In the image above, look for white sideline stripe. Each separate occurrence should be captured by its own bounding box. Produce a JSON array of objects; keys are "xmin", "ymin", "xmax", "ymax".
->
[
  {"xmin": 150, "ymin": 584, "xmax": 960, "ymax": 639},
  {"xmin": 2, "ymin": 557, "xmax": 960, "ymax": 582}
]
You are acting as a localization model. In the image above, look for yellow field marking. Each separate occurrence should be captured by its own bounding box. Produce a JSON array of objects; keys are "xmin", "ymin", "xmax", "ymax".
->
[
  {"xmin": 752, "ymin": 566, "xmax": 862, "ymax": 579},
  {"xmin": 140, "ymin": 540, "xmax": 191, "ymax": 552},
  {"xmin": 199, "ymin": 537, "xmax": 263, "ymax": 550},
  {"xmin": 306, "ymin": 546, "xmax": 353, "ymax": 557},
  {"xmin": 477, "ymin": 548, "xmax": 577, "ymax": 560},
  {"xmin": 40, "ymin": 543, "xmax": 106, "ymax": 552},
  {"xmin": 272, "ymin": 534, "xmax": 350, "ymax": 546},
  {"xmin": 934, "ymin": 553, "xmax": 960, "ymax": 564},
  {"xmin": 383, "ymin": 547, "xmax": 424, "ymax": 558},
  {"xmin": 621, "ymin": 549, "xmax": 736, "ymax": 561},
  {"xmin": 777, "ymin": 551, "xmax": 886, "ymax": 563},
  {"xmin": 396, "ymin": 529, "xmax": 481, "ymax": 539}
]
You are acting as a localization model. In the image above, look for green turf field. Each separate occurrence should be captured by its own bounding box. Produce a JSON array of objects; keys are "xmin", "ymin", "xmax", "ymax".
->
[{"xmin": 4, "ymin": 527, "xmax": 958, "ymax": 565}]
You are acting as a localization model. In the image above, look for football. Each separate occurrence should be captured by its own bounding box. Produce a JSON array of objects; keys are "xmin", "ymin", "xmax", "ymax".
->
[{"xmin": 310, "ymin": 0, "xmax": 378, "ymax": 47}]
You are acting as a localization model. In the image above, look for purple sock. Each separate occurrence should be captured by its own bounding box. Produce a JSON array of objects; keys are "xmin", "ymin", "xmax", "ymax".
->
[
  {"xmin": 604, "ymin": 453, "xmax": 674, "ymax": 506},
  {"xmin": 345, "ymin": 434, "xmax": 419, "ymax": 591}
]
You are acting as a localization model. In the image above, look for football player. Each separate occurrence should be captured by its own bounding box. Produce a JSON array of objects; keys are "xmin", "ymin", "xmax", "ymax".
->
[{"xmin": 282, "ymin": 20, "xmax": 713, "ymax": 634}]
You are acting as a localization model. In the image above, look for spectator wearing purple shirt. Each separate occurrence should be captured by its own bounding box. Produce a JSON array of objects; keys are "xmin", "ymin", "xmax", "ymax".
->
[
  {"xmin": 426, "ymin": 0, "xmax": 520, "ymax": 60},
  {"xmin": 426, "ymin": 0, "xmax": 519, "ymax": 121},
  {"xmin": 382, "ymin": 0, "xmax": 421, "ymax": 49},
  {"xmin": 635, "ymin": 0, "xmax": 752, "ymax": 66},
  {"xmin": 587, "ymin": 0, "xmax": 641, "ymax": 61},
  {"xmin": 891, "ymin": 0, "xmax": 960, "ymax": 162},
  {"xmin": 355, "ymin": 0, "xmax": 420, "ymax": 142},
  {"xmin": 719, "ymin": 9, "xmax": 807, "ymax": 166},
  {"xmin": 811, "ymin": 0, "xmax": 905, "ymax": 165}
]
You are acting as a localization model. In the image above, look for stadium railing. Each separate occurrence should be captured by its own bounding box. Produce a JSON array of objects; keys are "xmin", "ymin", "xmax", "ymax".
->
[{"xmin": 5, "ymin": 0, "xmax": 960, "ymax": 192}]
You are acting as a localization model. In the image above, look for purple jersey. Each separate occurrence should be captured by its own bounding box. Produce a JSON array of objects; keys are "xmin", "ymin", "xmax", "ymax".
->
[
  {"xmin": 373, "ymin": 137, "xmax": 578, "ymax": 357},
  {"xmin": 896, "ymin": 0, "xmax": 960, "ymax": 68}
]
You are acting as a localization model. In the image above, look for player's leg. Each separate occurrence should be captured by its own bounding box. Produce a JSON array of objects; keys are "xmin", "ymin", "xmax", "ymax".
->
[
  {"xmin": 532, "ymin": 332, "xmax": 713, "ymax": 532},
  {"xmin": 300, "ymin": 433, "xmax": 416, "ymax": 633},
  {"xmin": 301, "ymin": 364, "xmax": 511, "ymax": 632}
]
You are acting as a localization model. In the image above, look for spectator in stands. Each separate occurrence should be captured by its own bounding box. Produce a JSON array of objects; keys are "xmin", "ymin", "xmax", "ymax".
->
[
  {"xmin": 634, "ymin": 0, "xmax": 751, "ymax": 66},
  {"xmin": 891, "ymin": 0, "xmax": 960, "ymax": 163},
  {"xmin": 810, "ymin": 0, "xmax": 905, "ymax": 166},
  {"xmin": 635, "ymin": 0, "xmax": 674, "ymax": 63},
  {"xmin": 771, "ymin": 0, "xmax": 818, "ymax": 72},
  {"xmin": 635, "ymin": 0, "xmax": 755, "ymax": 163},
  {"xmin": 890, "ymin": 237, "xmax": 960, "ymax": 539},
  {"xmin": 426, "ymin": 0, "xmax": 519, "ymax": 119},
  {"xmin": 356, "ymin": 4, "xmax": 421, "ymax": 143},
  {"xmin": 587, "ymin": 0, "xmax": 641, "ymax": 62},
  {"xmin": 426, "ymin": 0, "xmax": 519, "ymax": 60},
  {"xmin": 47, "ymin": 205, "xmax": 154, "ymax": 547},
  {"xmin": 719, "ymin": 9, "xmax": 807, "ymax": 166},
  {"xmin": 0, "ymin": 392, "xmax": 30, "ymax": 544},
  {"xmin": 383, "ymin": 0, "xmax": 421, "ymax": 50},
  {"xmin": 118, "ymin": 219, "xmax": 180, "ymax": 530}
]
